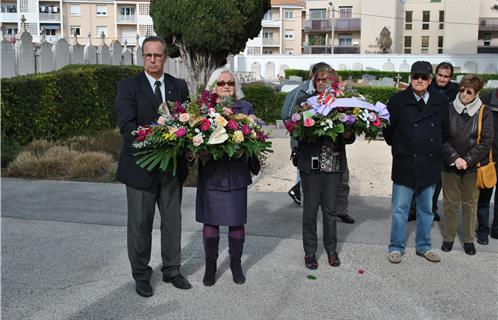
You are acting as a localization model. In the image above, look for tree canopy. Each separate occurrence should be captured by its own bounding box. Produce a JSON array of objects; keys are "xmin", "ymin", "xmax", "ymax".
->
[{"xmin": 150, "ymin": 0, "xmax": 271, "ymax": 92}]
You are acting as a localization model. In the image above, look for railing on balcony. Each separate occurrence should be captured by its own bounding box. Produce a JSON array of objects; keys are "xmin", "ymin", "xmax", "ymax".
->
[
  {"xmin": 303, "ymin": 19, "xmax": 332, "ymax": 32},
  {"xmin": 479, "ymin": 18, "xmax": 498, "ymax": 31},
  {"xmin": 117, "ymin": 15, "xmax": 136, "ymax": 23},
  {"xmin": 303, "ymin": 44, "xmax": 330, "ymax": 54},
  {"xmin": 334, "ymin": 18, "xmax": 361, "ymax": 32},
  {"xmin": 39, "ymin": 12, "xmax": 60, "ymax": 21},
  {"xmin": 262, "ymin": 38, "xmax": 280, "ymax": 46},
  {"xmin": 477, "ymin": 46, "xmax": 498, "ymax": 54},
  {"xmin": 1, "ymin": 12, "xmax": 18, "ymax": 22},
  {"xmin": 334, "ymin": 46, "xmax": 360, "ymax": 54}
]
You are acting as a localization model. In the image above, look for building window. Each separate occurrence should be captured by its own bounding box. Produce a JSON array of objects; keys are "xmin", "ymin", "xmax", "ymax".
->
[
  {"xmin": 284, "ymin": 10, "xmax": 294, "ymax": 20},
  {"xmin": 309, "ymin": 34, "xmax": 326, "ymax": 45},
  {"xmin": 338, "ymin": 33, "xmax": 352, "ymax": 46},
  {"xmin": 263, "ymin": 32, "xmax": 273, "ymax": 39},
  {"xmin": 69, "ymin": 4, "xmax": 80, "ymax": 15},
  {"xmin": 6, "ymin": 27, "xmax": 18, "ymax": 35},
  {"xmin": 405, "ymin": 11, "xmax": 412, "ymax": 30},
  {"xmin": 309, "ymin": 9, "xmax": 326, "ymax": 20},
  {"xmin": 43, "ymin": 28, "xmax": 56, "ymax": 36},
  {"xmin": 1, "ymin": 4, "xmax": 17, "ymax": 13},
  {"xmin": 246, "ymin": 46, "xmax": 261, "ymax": 55},
  {"xmin": 70, "ymin": 25, "xmax": 80, "ymax": 36},
  {"xmin": 404, "ymin": 36, "xmax": 411, "ymax": 48},
  {"xmin": 422, "ymin": 11, "xmax": 430, "ymax": 30},
  {"xmin": 482, "ymin": 33, "xmax": 492, "ymax": 46},
  {"xmin": 120, "ymin": 7, "xmax": 135, "ymax": 16},
  {"xmin": 404, "ymin": 48, "xmax": 411, "ymax": 54},
  {"xmin": 438, "ymin": 36, "xmax": 443, "ymax": 53},
  {"xmin": 421, "ymin": 36, "xmax": 429, "ymax": 54},
  {"xmin": 438, "ymin": 11, "xmax": 444, "ymax": 30},
  {"xmin": 96, "ymin": 26, "xmax": 108, "ymax": 37},
  {"xmin": 431, "ymin": 0, "xmax": 441, "ymax": 2},
  {"xmin": 139, "ymin": 24, "xmax": 154, "ymax": 36},
  {"xmin": 263, "ymin": 49, "xmax": 273, "ymax": 55},
  {"xmin": 263, "ymin": 10, "xmax": 272, "ymax": 20},
  {"xmin": 96, "ymin": 6, "xmax": 107, "ymax": 16},
  {"xmin": 284, "ymin": 29, "xmax": 294, "ymax": 40},
  {"xmin": 339, "ymin": 6, "xmax": 352, "ymax": 19}
]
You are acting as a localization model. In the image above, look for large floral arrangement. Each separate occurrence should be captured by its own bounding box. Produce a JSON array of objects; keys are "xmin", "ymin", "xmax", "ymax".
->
[
  {"xmin": 132, "ymin": 91, "xmax": 272, "ymax": 173},
  {"xmin": 285, "ymin": 81, "xmax": 390, "ymax": 142}
]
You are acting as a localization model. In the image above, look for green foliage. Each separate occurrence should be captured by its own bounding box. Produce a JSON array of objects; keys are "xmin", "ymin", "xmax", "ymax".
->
[
  {"xmin": 1, "ymin": 65, "xmax": 142, "ymax": 145},
  {"xmin": 1, "ymin": 133, "xmax": 22, "ymax": 167},
  {"xmin": 242, "ymin": 82, "xmax": 285, "ymax": 124},
  {"xmin": 354, "ymin": 87, "xmax": 400, "ymax": 104},
  {"xmin": 150, "ymin": 0, "xmax": 270, "ymax": 60},
  {"xmin": 285, "ymin": 69, "xmax": 498, "ymax": 83}
]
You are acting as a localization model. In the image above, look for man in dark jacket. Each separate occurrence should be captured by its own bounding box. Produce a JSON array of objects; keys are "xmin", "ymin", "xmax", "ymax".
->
[
  {"xmin": 115, "ymin": 36, "xmax": 191, "ymax": 297},
  {"xmin": 383, "ymin": 61, "xmax": 449, "ymax": 264},
  {"xmin": 409, "ymin": 62, "xmax": 459, "ymax": 221}
]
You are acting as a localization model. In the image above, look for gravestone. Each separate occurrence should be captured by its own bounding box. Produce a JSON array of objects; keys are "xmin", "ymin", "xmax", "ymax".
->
[
  {"xmin": 122, "ymin": 41, "xmax": 132, "ymax": 65},
  {"xmin": 352, "ymin": 62, "xmax": 363, "ymax": 71},
  {"xmin": 463, "ymin": 61, "xmax": 477, "ymax": 73},
  {"xmin": 399, "ymin": 60, "xmax": 410, "ymax": 72},
  {"xmin": 83, "ymin": 33, "xmax": 97, "ymax": 64},
  {"xmin": 278, "ymin": 64, "xmax": 289, "ymax": 79},
  {"xmin": 69, "ymin": 34, "xmax": 84, "ymax": 64},
  {"xmin": 251, "ymin": 62, "xmax": 261, "ymax": 79},
  {"xmin": 337, "ymin": 64, "xmax": 347, "ymax": 71},
  {"xmin": 15, "ymin": 30, "xmax": 35, "ymax": 76},
  {"xmin": 97, "ymin": 33, "xmax": 111, "ymax": 65},
  {"xmin": 133, "ymin": 35, "xmax": 143, "ymax": 66},
  {"xmin": 362, "ymin": 74, "xmax": 376, "ymax": 81},
  {"xmin": 110, "ymin": 40, "xmax": 122, "ymax": 65},
  {"xmin": 53, "ymin": 38, "xmax": 70, "ymax": 70},
  {"xmin": 484, "ymin": 64, "xmax": 497, "ymax": 74},
  {"xmin": 0, "ymin": 40, "xmax": 15, "ymax": 77},
  {"xmin": 289, "ymin": 75, "xmax": 303, "ymax": 82},
  {"xmin": 382, "ymin": 59, "xmax": 395, "ymax": 71},
  {"xmin": 264, "ymin": 61, "xmax": 275, "ymax": 80},
  {"xmin": 36, "ymin": 34, "xmax": 54, "ymax": 73}
]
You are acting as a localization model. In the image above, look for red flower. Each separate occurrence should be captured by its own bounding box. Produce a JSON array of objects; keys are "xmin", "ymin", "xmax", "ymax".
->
[
  {"xmin": 175, "ymin": 127, "xmax": 187, "ymax": 138},
  {"xmin": 199, "ymin": 119, "xmax": 211, "ymax": 132},
  {"xmin": 136, "ymin": 127, "xmax": 152, "ymax": 142},
  {"xmin": 256, "ymin": 131, "xmax": 268, "ymax": 141},
  {"xmin": 284, "ymin": 120, "xmax": 297, "ymax": 133},
  {"xmin": 241, "ymin": 124, "xmax": 252, "ymax": 135},
  {"xmin": 372, "ymin": 117, "xmax": 382, "ymax": 127},
  {"xmin": 227, "ymin": 120, "xmax": 239, "ymax": 130}
]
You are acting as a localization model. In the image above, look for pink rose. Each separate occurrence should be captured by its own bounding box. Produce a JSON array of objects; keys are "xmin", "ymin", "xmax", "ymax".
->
[
  {"xmin": 372, "ymin": 117, "xmax": 382, "ymax": 127},
  {"xmin": 157, "ymin": 116, "xmax": 167, "ymax": 125},
  {"xmin": 199, "ymin": 119, "xmax": 211, "ymax": 132},
  {"xmin": 223, "ymin": 107, "xmax": 233, "ymax": 115},
  {"xmin": 303, "ymin": 118, "xmax": 315, "ymax": 127},
  {"xmin": 175, "ymin": 127, "xmax": 187, "ymax": 138},
  {"xmin": 192, "ymin": 133, "xmax": 204, "ymax": 146},
  {"xmin": 241, "ymin": 124, "xmax": 252, "ymax": 135},
  {"xmin": 227, "ymin": 120, "xmax": 239, "ymax": 130},
  {"xmin": 179, "ymin": 113, "xmax": 190, "ymax": 123}
]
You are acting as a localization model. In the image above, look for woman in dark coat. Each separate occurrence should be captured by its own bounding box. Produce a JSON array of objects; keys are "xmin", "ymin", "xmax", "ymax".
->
[
  {"xmin": 196, "ymin": 67, "xmax": 259, "ymax": 286},
  {"xmin": 441, "ymin": 75, "xmax": 492, "ymax": 255}
]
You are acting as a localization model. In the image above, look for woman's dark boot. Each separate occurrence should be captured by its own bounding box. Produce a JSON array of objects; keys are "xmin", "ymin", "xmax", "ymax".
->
[
  {"xmin": 202, "ymin": 237, "xmax": 219, "ymax": 286},
  {"xmin": 228, "ymin": 236, "xmax": 246, "ymax": 284}
]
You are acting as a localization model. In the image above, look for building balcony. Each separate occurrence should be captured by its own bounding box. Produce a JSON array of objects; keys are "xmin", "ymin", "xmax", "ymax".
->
[
  {"xmin": 117, "ymin": 15, "xmax": 136, "ymax": 23},
  {"xmin": 1, "ymin": 12, "xmax": 17, "ymax": 22},
  {"xmin": 477, "ymin": 46, "xmax": 498, "ymax": 54},
  {"xmin": 303, "ymin": 44, "xmax": 331, "ymax": 54},
  {"xmin": 262, "ymin": 38, "xmax": 280, "ymax": 46},
  {"xmin": 304, "ymin": 19, "xmax": 332, "ymax": 32},
  {"xmin": 334, "ymin": 18, "xmax": 361, "ymax": 32},
  {"xmin": 39, "ymin": 12, "xmax": 60, "ymax": 21},
  {"xmin": 262, "ymin": 19, "xmax": 281, "ymax": 28},
  {"xmin": 479, "ymin": 18, "xmax": 498, "ymax": 31}
]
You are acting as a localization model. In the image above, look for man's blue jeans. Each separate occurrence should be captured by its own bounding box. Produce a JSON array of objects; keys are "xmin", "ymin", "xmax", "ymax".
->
[{"xmin": 389, "ymin": 183, "xmax": 435, "ymax": 254}]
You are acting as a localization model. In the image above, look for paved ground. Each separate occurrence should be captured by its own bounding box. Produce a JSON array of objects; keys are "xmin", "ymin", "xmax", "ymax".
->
[{"xmin": 2, "ymin": 178, "xmax": 497, "ymax": 320}]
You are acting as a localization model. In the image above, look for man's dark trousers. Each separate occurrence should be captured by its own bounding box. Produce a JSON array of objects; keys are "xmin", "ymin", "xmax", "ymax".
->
[{"xmin": 126, "ymin": 170, "xmax": 182, "ymax": 281}]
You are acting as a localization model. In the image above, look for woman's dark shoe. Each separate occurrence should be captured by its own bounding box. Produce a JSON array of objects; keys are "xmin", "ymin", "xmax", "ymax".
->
[
  {"xmin": 304, "ymin": 255, "xmax": 318, "ymax": 270},
  {"xmin": 490, "ymin": 232, "xmax": 498, "ymax": 240},
  {"xmin": 477, "ymin": 237, "xmax": 489, "ymax": 246},
  {"xmin": 441, "ymin": 241, "xmax": 453, "ymax": 252},
  {"xmin": 464, "ymin": 243, "xmax": 476, "ymax": 255},
  {"xmin": 135, "ymin": 280, "xmax": 153, "ymax": 297},
  {"xmin": 327, "ymin": 252, "xmax": 341, "ymax": 267},
  {"xmin": 338, "ymin": 215, "xmax": 355, "ymax": 224},
  {"xmin": 202, "ymin": 237, "xmax": 219, "ymax": 286},
  {"xmin": 433, "ymin": 212, "xmax": 441, "ymax": 222},
  {"xmin": 228, "ymin": 237, "xmax": 246, "ymax": 284}
]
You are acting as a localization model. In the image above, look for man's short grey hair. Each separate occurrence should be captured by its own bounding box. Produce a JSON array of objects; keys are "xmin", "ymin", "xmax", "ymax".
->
[{"xmin": 205, "ymin": 67, "xmax": 244, "ymax": 100}]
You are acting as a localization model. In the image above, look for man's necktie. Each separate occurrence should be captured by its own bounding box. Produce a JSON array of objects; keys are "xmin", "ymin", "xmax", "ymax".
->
[
  {"xmin": 418, "ymin": 98, "xmax": 426, "ymax": 108},
  {"xmin": 154, "ymin": 80, "xmax": 163, "ymax": 103}
]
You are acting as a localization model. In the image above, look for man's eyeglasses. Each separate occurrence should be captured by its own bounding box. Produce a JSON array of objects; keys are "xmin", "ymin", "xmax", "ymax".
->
[
  {"xmin": 142, "ymin": 53, "xmax": 164, "ymax": 60},
  {"xmin": 412, "ymin": 74, "xmax": 430, "ymax": 81},
  {"xmin": 315, "ymin": 77, "xmax": 329, "ymax": 83},
  {"xmin": 459, "ymin": 88, "xmax": 474, "ymax": 95},
  {"xmin": 217, "ymin": 81, "xmax": 235, "ymax": 87}
]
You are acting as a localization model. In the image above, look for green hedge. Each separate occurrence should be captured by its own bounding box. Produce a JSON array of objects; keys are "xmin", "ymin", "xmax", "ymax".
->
[
  {"xmin": 285, "ymin": 69, "xmax": 498, "ymax": 83},
  {"xmin": 242, "ymin": 82, "xmax": 286, "ymax": 124},
  {"xmin": 1, "ymin": 65, "xmax": 142, "ymax": 145}
]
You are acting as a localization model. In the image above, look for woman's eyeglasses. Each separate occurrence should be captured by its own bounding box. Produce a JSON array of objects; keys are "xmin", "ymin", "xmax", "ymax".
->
[
  {"xmin": 459, "ymin": 88, "xmax": 474, "ymax": 95},
  {"xmin": 217, "ymin": 81, "xmax": 235, "ymax": 87},
  {"xmin": 412, "ymin": 74, "xmax": 430, "ymax": 81}
]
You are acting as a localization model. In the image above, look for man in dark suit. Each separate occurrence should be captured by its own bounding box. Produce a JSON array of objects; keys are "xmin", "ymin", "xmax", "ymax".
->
[
  {"xmin": 115, "ymin": 36, "xmax": 191, "ymax": 297},
  {"xmin": 383, "ymin": 61, "xmax": 449, "ymax": 264}
]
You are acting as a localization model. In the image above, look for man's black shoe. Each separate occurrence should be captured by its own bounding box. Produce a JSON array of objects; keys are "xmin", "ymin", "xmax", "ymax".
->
[
  {"xmin": 441, "ymin": 241, "xmax": 453, "ymax": 252},
  {"xmin": 490, "ymin": 232, "xmax": 498, "ymax": 240},
  {"xmin": 338, "ymin": 214, "xmax": 355, "ymax": 224},
  {"xmin": 288, "ymin": 189, "xmax": 301, "ymax": 205},
  {"xmin": 163, "ymin": 274, "xmax": 192, "ymax": 290},
  {"xmin": 433, "ymin": 212, "xmax": 441, "ymax": 222},
  {"xmin": 304, "ymin": 255, "xmax": 318, "ymax": 270},
  {"xmin": 327, "ymin": 252, "xmax": 341, "ymax": 267},
  {"xmin": 135, "ymin": 280, "xmax": 153, "ymax": 297}
]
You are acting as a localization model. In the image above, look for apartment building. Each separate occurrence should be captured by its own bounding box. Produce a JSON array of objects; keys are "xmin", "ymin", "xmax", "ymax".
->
[{"xmin": 243, "ymin": 0, "xmax": 498, "ymax": 55}]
